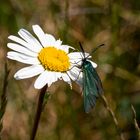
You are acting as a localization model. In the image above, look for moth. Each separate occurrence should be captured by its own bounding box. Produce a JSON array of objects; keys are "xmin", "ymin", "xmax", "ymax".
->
[{"xmin": 79, "ymin": 43, "xmax": 104, "ymax": 113}]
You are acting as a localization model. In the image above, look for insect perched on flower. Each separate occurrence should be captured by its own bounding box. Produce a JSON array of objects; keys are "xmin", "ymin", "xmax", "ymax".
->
[
  {"xmin": 77, "ymin": 43, "xmax": 104, "ymax": 113},
  {"xmin": 7, "ymin": 25, "xmax": 86, "ymax": 89}
]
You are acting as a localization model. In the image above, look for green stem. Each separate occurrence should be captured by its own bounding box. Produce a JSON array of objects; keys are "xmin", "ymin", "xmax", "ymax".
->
[{"xmin": 30, "ymin": 85, "xmax": 48, "ymax": 140}]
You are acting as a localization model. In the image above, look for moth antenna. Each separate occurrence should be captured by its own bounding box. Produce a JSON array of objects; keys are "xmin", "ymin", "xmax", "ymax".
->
[
  {"xmin": 79, "ymin": 42, "xmax": 85, "ymax": 58},
  {"xmin": 91, "ymin": 44, "xmax": 105, "ymax": 54},
  {"xmin": 86, "ymin": 44, "xmax": 105, "ymax": 59}
]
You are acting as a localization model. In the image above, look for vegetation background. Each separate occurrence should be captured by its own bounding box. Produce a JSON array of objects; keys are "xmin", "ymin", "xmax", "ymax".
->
[{"xmin": 0, "ymin": 0, "xmax": 140, "ymax": 140}]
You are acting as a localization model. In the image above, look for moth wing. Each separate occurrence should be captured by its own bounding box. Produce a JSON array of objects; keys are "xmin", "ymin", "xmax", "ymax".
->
[
  {"xmin": 89, "ymin": 63, "xmax": 104, "ymax": 95},
  {"xmin": 83, "ymin": 62, "xmax": 103, "ymax": 113}
]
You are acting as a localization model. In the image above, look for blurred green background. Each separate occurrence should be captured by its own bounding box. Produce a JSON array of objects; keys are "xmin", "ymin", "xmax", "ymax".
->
[{"xmin": 0, "ymin": 0, "xmax": 140, "ymax": 140}]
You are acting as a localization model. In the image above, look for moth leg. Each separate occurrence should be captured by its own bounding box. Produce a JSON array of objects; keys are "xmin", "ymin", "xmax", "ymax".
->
[
  {"xmin": 75, "ymin": 69, "xmax": 83, "ymax": 81},
  {"xmin": 68, "ymin": 60, "xmax": 82, "ymax": 71}
]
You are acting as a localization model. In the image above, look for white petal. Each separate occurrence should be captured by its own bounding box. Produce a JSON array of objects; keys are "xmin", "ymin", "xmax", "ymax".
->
[
  {"xmin": 45, "ymin": 33, "xmax": 56, "ymax": 46},
  {"xmin": 68, "ymin": 66, "xmax": 83, "ymax": 87},
  {"xmin": 69, "ymin": 59, "xmax": 82, "ymax": 66},
  {"xmin": 89, "ymin": 60, "xmax": 97, "ymax": 68},
  {"xmin": 32, "ymin": 25, "xmax": 47, "ymax": 46},
  {"xmin": 59, "ymin": 45, "xmax": 74, "ymax": 53},
  {"xmin": 14, "ymin": 65, "xmax": 44, "ymax": 80},
  {"xmin": 32, "ymin": 25, "xmax": 45, "ymax": 41},
  {"xmin": 34, "ymin": 71, "xmax": 49, "ymax": 89},
  {"xmin": 7, "ymin": 51, "xmax": 40, "ymax": 65},
  {"xmin": 49, "ymin": 72, "xmax": 59, "ymax": 84},
  {"xmin": 68, "ymin": 52, "xmax": 90, "ymax": 60},
  {"xmin": 61, "ymin": 73, "xmax": 72, "ymax": 88},
  {"xmin": 55, "ymin": 72, "xmax": 62, "ymax": 79},
  {"xmin": 7, "ymin": 43, "xmax": 38, "ymax": 57},
  {"xmin": 75, "ymin": 72, "xmax": 83, "ymax": 87},
  {"xmin": 32, "ymin": 25, "xmax": 56, "ymax": 47},
  {"xmin": 67, "ymin": 66, "xmax": 81, "ymax": 81},
  {"xmin": 69, "ymin": 52, "xmax": 92, "ymax": 66},
  {"xmin": 54, "ymin": 39, "xmax": 62, "ymax": 49},
  {"xmin": 8, "ymin": 35, "xmax": 38, "ymax": 53},
  {"xmin": 34, "ymin": 71, "xmax": 58, "ymax": 89},
  {"xmin": 18, "ymin": 29, "xmax": 42, "ymax": 52}
]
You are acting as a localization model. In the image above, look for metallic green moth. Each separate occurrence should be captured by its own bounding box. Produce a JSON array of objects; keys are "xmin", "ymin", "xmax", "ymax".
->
[{"xmin": 79, "ymin": 43, "xmax": 104, "ymax": 113}]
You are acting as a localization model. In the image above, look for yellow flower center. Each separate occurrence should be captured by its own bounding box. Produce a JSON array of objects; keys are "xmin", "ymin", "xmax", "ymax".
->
[{"xmin": 38, "ymin": 47, "xmax": 70, "ymax": 72}]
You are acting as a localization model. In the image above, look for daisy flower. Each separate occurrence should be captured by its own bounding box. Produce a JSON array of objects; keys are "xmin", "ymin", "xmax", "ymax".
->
[{"xmin": 7, "ymin": 25, "xmax": 96, "ymax": 89}]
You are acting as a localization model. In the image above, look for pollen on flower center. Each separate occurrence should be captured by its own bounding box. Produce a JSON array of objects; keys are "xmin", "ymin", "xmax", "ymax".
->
[{"xmin": 38, "ymin": 47, "xmax": 70, "ymax": 72}]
